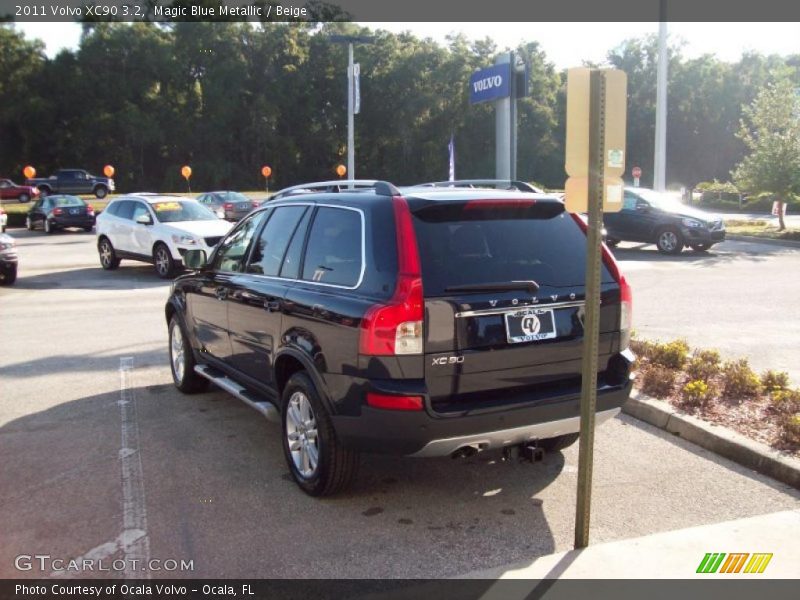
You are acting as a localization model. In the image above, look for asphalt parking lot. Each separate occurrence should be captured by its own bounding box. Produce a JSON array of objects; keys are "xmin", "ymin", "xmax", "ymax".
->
[{"xmin": 1, "ymin": 229, "xmax": 799, "ymax": 579}]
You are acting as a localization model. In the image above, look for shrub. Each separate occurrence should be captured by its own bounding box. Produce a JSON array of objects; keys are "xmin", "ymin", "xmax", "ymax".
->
[
  {"xmin": 721, "ymin": 359, "xmax": 762, "ymax": 399},
  {"xmin": 681, "ymin": 380, "xmax": 717, "ymax": 407},
  {"xmin": 761, "ymin": 370, "xmax": 789, "ymax": 393},
  {"xmin": 781, "ymin": 414, "xmax": 800, "ymax": 446},
  {"xmin": 630, "ymin": 338, "xmax": 657, "ymax": 362},
  {"xmin": 770, "ymin": 389, "xmax": 800, "ymax": 415},
  {"xmin": 639, "ymin": 365, "xmax": 676, "ymax": 398},
  {"xmin": 649, "ymin": 340, "xmax": 690, "ymax": 369},
  {"xmin": 685, "ymin": 349, "xmax": 721, "ymax": 381}
]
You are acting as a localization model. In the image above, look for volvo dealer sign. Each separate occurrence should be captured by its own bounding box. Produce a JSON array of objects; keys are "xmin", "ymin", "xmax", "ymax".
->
[{"xmin": 469, "ymin": 63, "xmax": 511, "ymax": 104}]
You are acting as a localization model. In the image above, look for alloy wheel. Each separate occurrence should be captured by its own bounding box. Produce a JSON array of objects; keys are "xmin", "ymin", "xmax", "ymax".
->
[
  {"xmin": 659, "ymin": 230, "xmax": 678, "ymax": 252},
  {"xmin": 285, "ymin": 391, "xmax": 319, "ymax": 478},
  {"xmin": 170, "ymin": 322, "xmax": 185, "ymax": 383}
]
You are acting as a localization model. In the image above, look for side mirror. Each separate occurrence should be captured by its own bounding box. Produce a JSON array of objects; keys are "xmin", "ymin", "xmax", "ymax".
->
[
  {"xmin": 183, "ymin": 249, "xmax": 208, "ymax": 270},
  {"xmin": 135, "ymin": 213, "xmax": 153, "ymax": 225}
]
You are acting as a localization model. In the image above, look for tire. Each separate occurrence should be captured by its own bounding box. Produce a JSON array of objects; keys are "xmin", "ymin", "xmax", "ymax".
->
[
  {"xmin": 0, "ymin": 265, "xmax": 17, "ymax": 286},
  {"xmin": 690, "ymin": 243, "xmax": 711, "ymax": 252},
  {"xmin": 168, "ymin": 316, "xmax": 209, "ymax": 394},
  {"xmin": 655, "ymin": 227, "xmax": 684, "ymax": 254},
  {"xmin": 605, "ymin": 238, "xmax": 620, "ymax": 248},
  {"xmin": 25, "ymin": 216, "xmax": 33, "ymax": 231},
  {"xmin": 538, "ymin": 432, "xmax": 580, "ymax": 452},
  {"xmin": 153, "ymin": 243, "xmax": 175, "ymax": 279},
  {"xmin": 94, "ymin": 186, "xmax": 107, "ymax": 199},
  {"xmin": 281, "ymin": 372, "xmax": 359, "ymax": 496},
  {"xmin": 98, "ymin": 237, "xmax": 121, "ymax": 270},
  {"xmin": 44, "ymin": 218, "xmax": 54, "ymax": 234},
  {"xmin": 83, "ymin": 225, "xmax": 94, "ymax": 232},
  {"xmin": 18, "ymin": 193, "xmax": 30, "ymax": 203}
]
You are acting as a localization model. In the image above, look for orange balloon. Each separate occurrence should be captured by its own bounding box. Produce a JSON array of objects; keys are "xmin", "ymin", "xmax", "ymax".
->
[
  {"xmin": 261, "ymin": 165, "xmax": 272, "ymax": 178},
  {"xmin": 335, "ymin": 164, "xmax": 347, "ymax": 177},
  {"xmin": 181, "ymin": 165, "xmax": 192, "ymax": 179},
  {"xmin": 103, "ymin": 165, "xmax": 115, "ymax": 178},
  {"xmin": 23, "ymin": 165, "xmax": 36, "ymax": 179}
]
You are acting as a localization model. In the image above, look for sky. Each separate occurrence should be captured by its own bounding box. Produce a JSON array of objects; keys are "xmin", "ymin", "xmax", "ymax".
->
[{"xmin": 12, "ymin": 21, "xmax": 800, "ymax": 68}]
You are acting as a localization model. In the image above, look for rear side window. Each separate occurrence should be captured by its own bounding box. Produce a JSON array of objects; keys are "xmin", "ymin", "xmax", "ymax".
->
[
  {"xmin": 246, "ymin": 206, "xmax": 307, "ymax": 277},
  {"xmin": 115, "ymin": 201, "xmax": 135, "ymax": 220},
  {"xmin": 412, "ymin": 210, "xmax": 612, "ymax": 295},
  {"xmin": 301, "ymin": 207, "xmax": 362, "ymax": 287}
]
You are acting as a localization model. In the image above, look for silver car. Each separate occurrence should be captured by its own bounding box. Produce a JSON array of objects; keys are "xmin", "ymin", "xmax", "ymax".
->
[{"xmin": 195, "ymin": 191, "xmax": 258, "ymax": 221}]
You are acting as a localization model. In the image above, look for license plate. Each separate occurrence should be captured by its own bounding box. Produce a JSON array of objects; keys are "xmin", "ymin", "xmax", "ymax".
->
[
  {"xmin": 70, "ymin": 208, "xmax": 79, "ymax": 215},
  {"xmin": 504, "ymin": 308, "xmax": 557, "ymax": 344}
]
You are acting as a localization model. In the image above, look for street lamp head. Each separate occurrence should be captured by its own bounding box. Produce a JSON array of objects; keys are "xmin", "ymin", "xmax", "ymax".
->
[{"xmin": 329, "ymin": 35, "xmax": 376, "ymax": 45}]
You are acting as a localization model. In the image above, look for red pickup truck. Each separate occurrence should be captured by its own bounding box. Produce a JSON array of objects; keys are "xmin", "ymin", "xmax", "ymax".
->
[{"xmin": 0, "ymin": 179, "xmax": 39, "ymax": 203}]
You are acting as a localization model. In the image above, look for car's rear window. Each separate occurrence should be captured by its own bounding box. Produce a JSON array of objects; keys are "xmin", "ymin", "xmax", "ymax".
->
[
  {"xmin": 412, "ymin": 210, "xmax": 613, "ymax": 295},
  {"xmin": 52, "ymin": 196, "xmax": 85, "ymax": 207}
]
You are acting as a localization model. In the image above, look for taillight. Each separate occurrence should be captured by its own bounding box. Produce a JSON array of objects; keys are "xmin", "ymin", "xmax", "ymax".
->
[
  {"xmin": 53, "ymin": 207, "xmax": 63, "ymax": 216},
  {"xmin": 569, "ymin": 213, "xmax": 632, "ymax": 348},
  {"xmin": 359, "ymin": 196, "xmax": 424, "ymax": 356},
  {"xmin": 366, "ymin": 392, "xmax": 423, "ymax": 411},
  {"xmin": 86, "ymin": 205, "xmax": 94, "ymax": 214},
  {"xmin": 224, "ymin": 202, "xmax": 234, "ymax": 210}
]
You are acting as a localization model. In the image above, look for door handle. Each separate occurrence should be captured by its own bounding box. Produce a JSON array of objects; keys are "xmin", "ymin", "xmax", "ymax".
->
[
  {"xmin": 265, "ymin": 299, "xmax": 281, "ymax": 312},
  {"xmin": 215, "ymin": 288, "xmax": 228, "ymax": 301}
]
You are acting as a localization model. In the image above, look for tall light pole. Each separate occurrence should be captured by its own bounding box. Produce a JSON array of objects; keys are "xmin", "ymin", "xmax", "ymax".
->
[
  {"xmin": 330, "ymin": 35, "xmax": 374, "ymax": 186},
  {"xmin": 654, "ymin": 0, "xmax": 668, "ymax": 191}
]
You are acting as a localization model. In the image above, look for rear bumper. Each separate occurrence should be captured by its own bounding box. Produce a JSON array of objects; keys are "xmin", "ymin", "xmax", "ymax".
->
[
  {"xmin": 52, "ymin": 216, "xmax": 95, "ymax": 227},
  {"xmin": 332, "ymin": 378, "xmax": 633, "ymax": 457}
]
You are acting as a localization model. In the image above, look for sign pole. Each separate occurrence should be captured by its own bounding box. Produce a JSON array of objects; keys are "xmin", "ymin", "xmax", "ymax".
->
[
  {"xmin": 574, "ymin": 69, "xmax": 605, "ymax": 549},
  {"xmin": 347, "ymin": 42, "xmax": 355, "ymax": 189}
]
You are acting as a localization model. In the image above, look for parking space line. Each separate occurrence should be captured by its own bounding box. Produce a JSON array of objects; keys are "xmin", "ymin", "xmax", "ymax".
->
[{"xmin": 119, "ymin": 356, "xmax": 151, "ymax": 579}]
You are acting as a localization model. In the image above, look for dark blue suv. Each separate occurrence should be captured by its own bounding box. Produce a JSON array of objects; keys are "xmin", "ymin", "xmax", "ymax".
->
[
  {"xmin": 604, "ymin": 187, "xmax": 725, "ymax": 254},
  {"xmin": 165, "ymin": 181, "xmax": 634, "ymax": 495}
]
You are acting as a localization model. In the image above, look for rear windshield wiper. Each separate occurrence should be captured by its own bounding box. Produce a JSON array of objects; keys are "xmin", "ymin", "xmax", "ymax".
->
[{"xmin": 444, "ymin": 280, "xmax": 540, "ymax": 294}]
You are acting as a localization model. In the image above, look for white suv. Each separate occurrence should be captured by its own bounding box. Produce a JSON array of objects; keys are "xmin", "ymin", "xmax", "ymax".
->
[{"xmin": 96, "ymin": 194, "xmax": 233, "ymax": 278}]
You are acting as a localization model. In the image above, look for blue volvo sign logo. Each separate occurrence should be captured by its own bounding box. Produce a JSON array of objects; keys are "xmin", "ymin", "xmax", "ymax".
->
[{"xmin": 469, "ymin": 63, "xmax": 511, "ymax": 105}]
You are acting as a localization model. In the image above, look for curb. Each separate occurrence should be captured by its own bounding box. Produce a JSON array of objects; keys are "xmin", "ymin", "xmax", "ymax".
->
[
  {"xmin": 623, "ymin": 391, "xmax": 800, "ymax": 490},
  {"xmin": 726, "ymin": 234, "xmax": 800, "ymax": 248}
]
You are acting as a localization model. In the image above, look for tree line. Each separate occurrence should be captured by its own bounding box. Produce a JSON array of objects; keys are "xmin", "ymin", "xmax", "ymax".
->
[{"xmin": 1, "ymin": 21, "xmax": 798, "ymax": 193}]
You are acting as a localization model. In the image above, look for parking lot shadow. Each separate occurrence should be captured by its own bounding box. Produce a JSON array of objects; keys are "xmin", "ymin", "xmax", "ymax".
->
[
  {"xmin": 0, "ymin": 348, "xmax": 166, "ymax": 379},
  {"xmin": 0, "ymin": 382, "xmax": 564, "ymax": 579},
  {"xmin": 612, "ymin": 240, "xmax": 799, "ymax": 266},
  {"xmin": 12, "ymin": 266, "xmax": 171, "ymax": 290}
]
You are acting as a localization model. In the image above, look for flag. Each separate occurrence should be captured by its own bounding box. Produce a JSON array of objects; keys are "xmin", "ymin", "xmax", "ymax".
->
[{"xmin": 448, "ymin": 134, "xmax": 455, "ymax": 181}]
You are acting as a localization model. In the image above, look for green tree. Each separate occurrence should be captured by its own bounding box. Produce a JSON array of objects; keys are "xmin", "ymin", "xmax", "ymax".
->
[{"xmin": 732, "ymin": 80, "xmax": 800, "ymax": 230}]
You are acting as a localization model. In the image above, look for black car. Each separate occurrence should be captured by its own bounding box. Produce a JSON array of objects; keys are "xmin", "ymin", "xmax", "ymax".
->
[
  {"xmin": 165, "ymin": 181, "xmax": 633, "ymax": 496},
  {"xmin": 196, "ymin": 191, "xmax": 258, "ymax": 221},
  {"xmin": 25, "ymin": 195, "xmax": 96, "ymax": 234},
  {"xmin": 0, "ymin": 232, "xmax": 17, "ymax": 285},
  {"xmin": 604, "ymin": 188, "xmax": 725, "ymax": 254}
]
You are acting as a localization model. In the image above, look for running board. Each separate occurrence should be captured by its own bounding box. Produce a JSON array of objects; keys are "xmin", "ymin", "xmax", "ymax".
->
[{"xmin": 194, "ymin": 365, "xmax": 280, "ymax": 423}]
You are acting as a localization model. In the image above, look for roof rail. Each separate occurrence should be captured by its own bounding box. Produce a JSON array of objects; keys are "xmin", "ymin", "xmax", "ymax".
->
[
  {"xmin": 270, "ymin": 180, "xmax": 400, "ymax": 199},
  {"xmin": 411, "ymin": 179, "xmax": 545, "ymax": 194}
]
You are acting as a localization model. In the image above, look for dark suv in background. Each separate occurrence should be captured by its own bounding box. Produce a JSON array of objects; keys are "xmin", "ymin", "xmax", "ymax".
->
[
  {"xmin": 604, "ymin": 187, "xmax": 725, "ymax": 254},
  {"xmin": 165, "ymin": 181, "xmax": 634, "ymax": 495}
]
